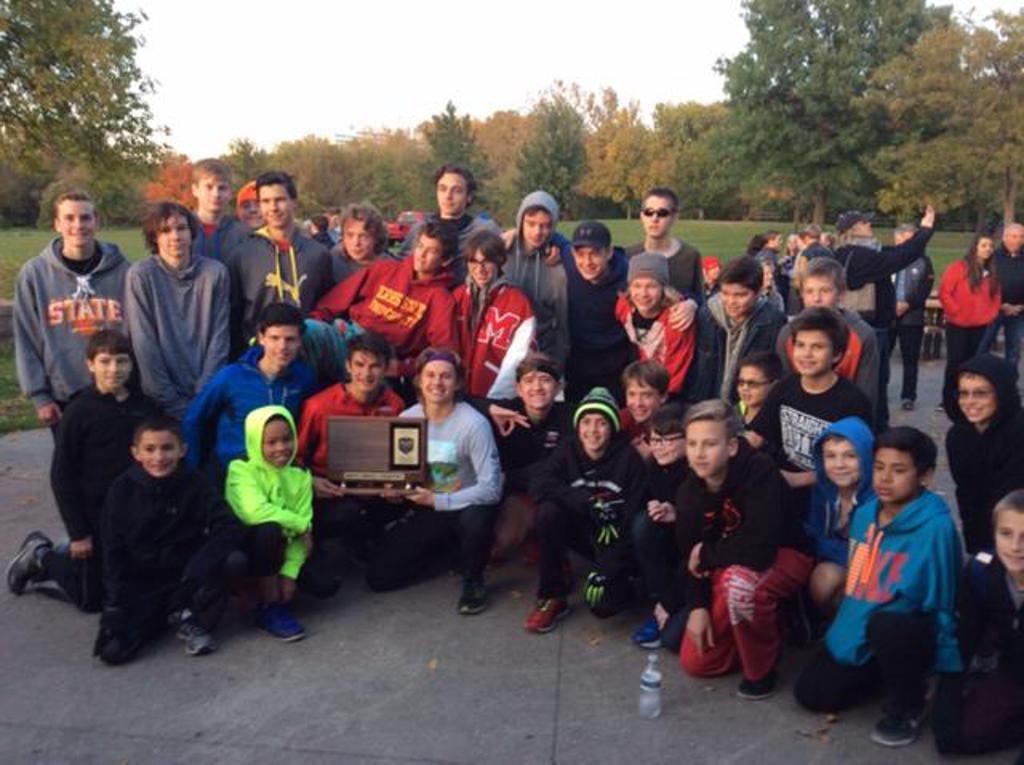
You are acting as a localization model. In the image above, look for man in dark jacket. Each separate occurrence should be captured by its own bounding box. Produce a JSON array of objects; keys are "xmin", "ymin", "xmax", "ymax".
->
[
  {"xmin": 889, "ymin": 224, "xmax": 935, "ymax": 411},
  {"xmin": 829, "ymin": 204, "xmax": 935, "ymax": 429},
  {"xmin": 980, "ymin": 222, "xmax": 1024, "ymax": 382},
  {"xmin": 945, "ymin": 354, "xmax": 1024, "ymax": 553},
  {"xmin": 561, "ymin": 221, "xmax": 635, "ymax": 403},
  {"xmin": 687, "ymin": 256, "xmax": 787, "ymax": 404}
]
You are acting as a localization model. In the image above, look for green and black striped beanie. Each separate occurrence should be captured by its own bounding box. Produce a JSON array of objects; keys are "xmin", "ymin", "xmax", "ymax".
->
[{"xmin": 572, "ymin": 387, "xmax": 621, "ymax": 433}]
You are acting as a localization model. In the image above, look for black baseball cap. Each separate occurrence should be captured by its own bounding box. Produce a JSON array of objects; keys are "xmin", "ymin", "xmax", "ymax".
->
[
  {"xmin": 835, "ymin": 211, "xmax": 874, "ymax": 234},
  {"xmin": 571, "ymin": 221, "xmax": 611, "ymax": 249}
]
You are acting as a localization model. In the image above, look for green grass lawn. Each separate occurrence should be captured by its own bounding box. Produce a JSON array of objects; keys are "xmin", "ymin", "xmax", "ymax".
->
[
  {"xmin": 0, "ymin": 219, "xmax": 973, "ymax": 433},
  {"xmin": 0, "ymin": 340, "xmax": 39, "ymax": 433},
  {"xmin": 0, "ymin": 220, "xmax": 973, "ymax": 299}
]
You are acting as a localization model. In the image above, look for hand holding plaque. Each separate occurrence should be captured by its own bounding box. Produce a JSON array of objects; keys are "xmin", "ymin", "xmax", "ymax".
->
[{"xmin": 327, "ymin": 416, "xmax": 427, "ymax": 495}]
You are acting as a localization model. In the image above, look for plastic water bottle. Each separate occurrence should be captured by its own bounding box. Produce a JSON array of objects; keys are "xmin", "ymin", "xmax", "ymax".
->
[{"xmin": 638, "ymin": 653, "xmax": 662, "ymax": 719}]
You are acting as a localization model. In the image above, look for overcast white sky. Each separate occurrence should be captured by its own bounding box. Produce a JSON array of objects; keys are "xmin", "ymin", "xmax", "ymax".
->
[{"xmin": 124, "ymin": 0, "xmax": 1019, "ymax": 159}]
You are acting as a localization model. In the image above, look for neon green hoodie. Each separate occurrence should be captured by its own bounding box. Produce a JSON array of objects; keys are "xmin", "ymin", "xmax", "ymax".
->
[{"xmin": 226, "ymin": 405, "xmax": 312, "ymax": 579}]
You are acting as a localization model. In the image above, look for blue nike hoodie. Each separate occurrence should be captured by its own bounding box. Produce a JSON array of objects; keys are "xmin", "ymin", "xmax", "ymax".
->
[
  {"xmin": 825, "ymin": 489, "xmax": 962, "ymax": 671},
  {"xmin": 806, "ymin": 417, "xmax": 875, "ymax": 566},
  {"xmin": 181, "ymin": 345, "xmax": 315, "ymax": 470}
]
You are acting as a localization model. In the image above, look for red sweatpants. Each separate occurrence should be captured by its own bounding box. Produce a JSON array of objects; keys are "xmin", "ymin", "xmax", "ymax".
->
[{"xmin": 680, "ymin": 547, "xmax": 813, "ymax": 682}]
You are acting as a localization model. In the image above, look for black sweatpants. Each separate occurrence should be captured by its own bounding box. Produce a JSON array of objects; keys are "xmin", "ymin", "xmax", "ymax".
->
[
  {"xmin": 40, "ymin": 506, "xmax": 104, "ymax": 612},
  {"xmin": 313, "ymin": 496, "xmax": 406, "ymax": 554},
  {"xmin": 794, "ymin": 611, "xmax": 935, "ymax": 717},
  {"xmin": 943, "ymin": 325, "xmax": 988, "ymax": 412},
  {"xmin": 933, "ymin": 667, "xmax": 1024, "ymax": 755},
  {"xmin": 536, "ymin": 499, "xmax": 633, "ymax": 618},
  {"xmin": 365, "ymin": 504, "xmax": 497, "ymax": 591},
  {"xmin": 889, "ymin": 324, "xmax": 924, "ymax": 402},
  {"xmin": 244, "ymin": 522, "xmax": 340, "ymax": 599},
  {"xmin": 96, "ymin": 532, "xmax": 247, "ymax": 665}
]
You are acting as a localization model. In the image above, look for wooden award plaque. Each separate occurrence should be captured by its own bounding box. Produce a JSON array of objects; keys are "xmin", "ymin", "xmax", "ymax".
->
[{"xmin": 326, "ymin": 416, "xmax": 427, "ymax": 494}]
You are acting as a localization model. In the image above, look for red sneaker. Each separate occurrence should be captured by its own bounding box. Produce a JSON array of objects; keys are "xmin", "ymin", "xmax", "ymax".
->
[{"xmin": 524, "ymin": 598, "xmax": 571, "ymax": 633}]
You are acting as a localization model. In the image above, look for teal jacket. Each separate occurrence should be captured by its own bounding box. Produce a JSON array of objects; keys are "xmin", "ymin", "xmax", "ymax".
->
[
  {"xmin": 825, "ymin": 489, "xmax": 961, "ymax": 671},
  {"xmin": 225, "ymin": 405, "xmax": 312, "ymax": 578}
]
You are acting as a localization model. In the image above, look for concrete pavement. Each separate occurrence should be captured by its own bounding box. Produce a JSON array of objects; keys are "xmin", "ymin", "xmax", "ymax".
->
[{"xmin": 0, "ymin": 356, "xmax": 1012, "ymax": 764}]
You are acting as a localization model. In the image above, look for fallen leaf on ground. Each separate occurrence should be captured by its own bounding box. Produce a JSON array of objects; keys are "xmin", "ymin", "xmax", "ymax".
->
[{"xmin": 426, "ymin": 658, "xmax": 438, "ymax": 671}]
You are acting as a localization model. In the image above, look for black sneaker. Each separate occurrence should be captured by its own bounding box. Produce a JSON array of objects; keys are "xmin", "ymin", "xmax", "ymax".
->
[
  {"xmin": 737, "ymin": 670, "xmax": 777, "ymax": 700},
  {"xmin": 457, "ymin": 579, "xmax": 488, "ymax": 615},
  {"xmin": 870, "ymin": 712, "xmax": 920, "ymax": 747},
  {"xmin": 901, "ymin": 399, "xmax": 915, "ymax": 411},
  {"xmin": 6, "ymin": 531, "xmax": 53, "ymax": 595}
]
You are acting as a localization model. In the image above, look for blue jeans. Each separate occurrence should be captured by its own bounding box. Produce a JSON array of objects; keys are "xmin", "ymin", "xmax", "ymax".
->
[{"xmin": 980, "ymin": 312, "xmax": 1024, "ymax": 382}]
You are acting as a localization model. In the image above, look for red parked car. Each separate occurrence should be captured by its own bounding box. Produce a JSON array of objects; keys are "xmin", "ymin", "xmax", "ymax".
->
[{"xmin": 387, "ymin": 211, "xmax": 427, "ymax": 245}]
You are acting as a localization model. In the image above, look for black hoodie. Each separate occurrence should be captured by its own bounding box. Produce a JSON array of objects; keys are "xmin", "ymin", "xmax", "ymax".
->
[
  {"xmin": 945, "ymin": 354, "xmax": 1024, "ymax": 552},
  {"xmin": 101, "ymin": 463, "xmax": 244, "ymax": 609},
  {"xmin": 531, "ymin": 432, "xmax": 646, "ymax": 516},
  {"xmin": 664, "ymin": 439, "xmax": 787, "ymax": 612},
  {"xmin": 50, "ymin": 387, "xmax": 161, "ymax": 540}
]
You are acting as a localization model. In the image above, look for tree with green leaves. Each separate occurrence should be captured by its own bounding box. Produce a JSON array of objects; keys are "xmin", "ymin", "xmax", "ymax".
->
[
  {"xmin": 421, "ymin": 101, "xmax": 491, "ymax": 181},
  {"xmin": 578, "ymin": 89, "xmax": 652, "ymax": 217},
  {"xmin": 516, "ymin": 93, "xmax": 586, "ymax": 218},
  {"xmin": 0, "ymin": 0, "xmax": 161, "ymax": 176},
  {"xmin": 717, "ymin": 0, "xmax": 943, "ymax": 223},
  {"xmin": 868, "ymin": 12, "xmax": 1024, "ymax": 225},
  {"xmin": 651, "ymin": 102, "xmax": 741, "ymax": 219},
  {"xmin": 221, "ymin": 138, "xmax": 269, "ymax": 185}
]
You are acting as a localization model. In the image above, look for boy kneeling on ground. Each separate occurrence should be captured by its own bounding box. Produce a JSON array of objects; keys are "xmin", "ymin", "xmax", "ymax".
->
[
  {"xmin": 654, "ymin": 400, "xmax": 812, "ymax": 699},
  {"xmin": 525, "ymin": 387, "xmax": 646, "ymax": 633},
  {"xmin": 93, "ymin": 416, "xmax": 247, "ymax": 664},
  {"xmin": 794, "ymin": 427, "xmax": 961, "ymax": 748}
]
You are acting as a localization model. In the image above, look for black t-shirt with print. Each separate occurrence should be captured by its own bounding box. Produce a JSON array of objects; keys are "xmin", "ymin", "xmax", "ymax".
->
[{"xmin": 750, "ymin": 373, "xmax": 872, "ymax": 473}]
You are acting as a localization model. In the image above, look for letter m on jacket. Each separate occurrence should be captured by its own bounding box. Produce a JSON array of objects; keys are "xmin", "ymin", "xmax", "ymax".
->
[{"xmin": 480, "ymin": 308, "xmax": 522, "ymax": 351}]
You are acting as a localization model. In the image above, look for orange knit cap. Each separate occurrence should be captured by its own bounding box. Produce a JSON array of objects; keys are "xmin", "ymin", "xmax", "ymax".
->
[{"xmin": 236, "ymin": 180, "xmax": 257, "ymax": 207}]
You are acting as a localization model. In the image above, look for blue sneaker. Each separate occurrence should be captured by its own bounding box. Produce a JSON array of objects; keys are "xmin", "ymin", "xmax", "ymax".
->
[
  {"xmin": 256, "ymin": 603, "xmax": 306, "ymax": 642},
  {"xmin": 631, "ymin": 615, "xmax": 661, "ymax": 649}
]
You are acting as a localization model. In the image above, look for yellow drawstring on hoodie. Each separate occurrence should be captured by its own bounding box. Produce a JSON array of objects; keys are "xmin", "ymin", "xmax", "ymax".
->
[{"xmin": 256, "ymin": 226, "xmax": 305, "ymax": 303}]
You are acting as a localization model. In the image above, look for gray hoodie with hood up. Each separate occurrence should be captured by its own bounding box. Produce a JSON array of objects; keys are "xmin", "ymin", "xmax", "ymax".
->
[
  {"xmin": 14, "ymin": 239, "xmax": 129, "ymax": 408},
  {"xmin": 504, "ymin": 190, "xmax": 571, "ymax": 365}
]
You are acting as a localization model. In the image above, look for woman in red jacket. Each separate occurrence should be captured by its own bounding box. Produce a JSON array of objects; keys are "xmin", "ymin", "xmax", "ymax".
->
[{"xmin": 939, "ymin": 234, "xmax": 1001, "ymax": 411}]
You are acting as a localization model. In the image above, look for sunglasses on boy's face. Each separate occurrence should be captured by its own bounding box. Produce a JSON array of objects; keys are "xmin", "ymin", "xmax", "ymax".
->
[{"xmin": 641, "ymin": 207, "xmax": 675, "ymax": 219}]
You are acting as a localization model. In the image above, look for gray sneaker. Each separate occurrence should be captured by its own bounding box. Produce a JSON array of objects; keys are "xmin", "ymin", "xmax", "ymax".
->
[
  {"xmin": 870, "ymin": 712, "xmax": 920, "ymax": 747},
  {"xmin": 177, "ymin": 615, "xmax": 217, "ymax": 656},
  {"xmin": 6, "ymin": 531, "xmax": 53, "ymax": 595}
]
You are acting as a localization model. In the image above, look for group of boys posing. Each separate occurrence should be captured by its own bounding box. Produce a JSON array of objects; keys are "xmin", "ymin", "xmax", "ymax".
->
[{"xmin": 6, "ymin": 159, "xmax": 1024, "ymax": 756}]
